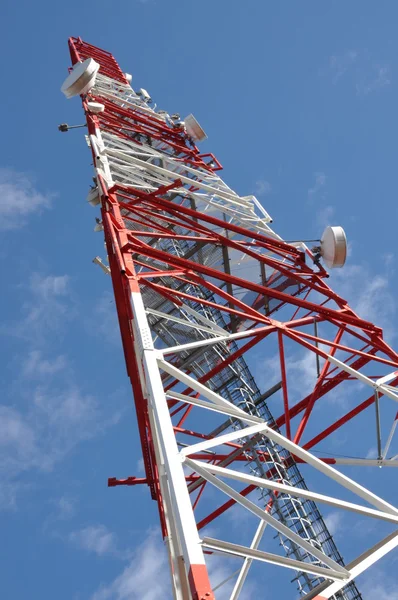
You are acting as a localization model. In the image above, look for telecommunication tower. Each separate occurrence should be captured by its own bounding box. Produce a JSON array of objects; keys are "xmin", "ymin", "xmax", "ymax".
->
[{"xmin": 61, "ymin": 38, "xmax": 398, "ymax": 600}]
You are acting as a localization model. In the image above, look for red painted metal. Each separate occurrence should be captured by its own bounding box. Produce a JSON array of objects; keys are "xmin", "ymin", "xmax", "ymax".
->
[{"xmin": 66, "ymin": 37, "xmax": 398, "ymax": 599}]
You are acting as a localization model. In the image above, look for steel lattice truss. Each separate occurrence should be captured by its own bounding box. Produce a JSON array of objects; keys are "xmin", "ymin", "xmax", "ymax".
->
[{"xmin": 64, "ymin": 37, "xmax": 398, "ymax": 600}]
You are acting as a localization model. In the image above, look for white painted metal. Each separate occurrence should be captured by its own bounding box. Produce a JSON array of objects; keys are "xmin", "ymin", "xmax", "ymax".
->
[
  {"xmin": 382, "ymin": 416, "xmax": 398, "ymax": 460},
  {"xmin": 202, "ymin": 537, "xmax": 347, "ymax": 581},
  {"xmin": 175, "ymin": 302, "xmax": 228, "ymax": 334},
  {"xmin": 86, "ymin": 101, "xmax": 105, "ymax": 113},
  {"xmin": 180, "ymin": 423, "xmax": 271, "ymax": 457},
  {"xmin": 147, "ymin": 409, "xmax": 187, "ymax": 600},
  {"xmin": 330, "ymin": 458, "xmax": 398, "ymax": 467},
  {"xmin": 317, "ymin": 351, "xmax": 398, "ymax": 403},
  {"xmin": 184, "ymin": 114, "xmax": 207, "ymax": 142},
  {"xmin": 87, "ymin": 187, "xmax": 100, "ymax": 206},
  {"xmin": 61, "ymin": 57, "xmax": 99, "ymax": 98},
  {"xmin": 158, "ymin": 358, "xmax": 254, "ymax": 417},
  {"xmin": 301, "ymin": 530, "xmax": 398, "ymax": 599},
  {"xmin": 229, "ymin": 520, "xmax": 267, "ymax": 600},
  {"xmin": 188, "ymin": 458, "xmax": 349, "ymax": 575},
  {"xmin": 161, "ymin": 325, "xmax": 273, "ymax": 356},
  {"xmin": 146, "ymin": 307, "xmax": 223, "ymax": 336},
  {"xmin": 261, "ymin": 424, "xmax": 398, "ymax": 516},
  {"xmin": 130, "ymin": 292, "xmax": 208, "ymax": 570},
  {"xmin": 166, "ymin": 391, "xmax": 263, "ymax": 424},
  {"xmin": 188, "ymin": 461, "xmax": 398, "ymax": 524},
  {"xmin": 320, "ymin": 226, "xmax": 347, "ymax": 269},
  {"xmin": 376, "ymin": 370, "xmax": 398, "ymax": 387}
]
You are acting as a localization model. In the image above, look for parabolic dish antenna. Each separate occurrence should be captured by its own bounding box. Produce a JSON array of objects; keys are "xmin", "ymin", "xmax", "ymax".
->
[
  {"xmin": 184, "ymin": 114, "xmax": 207, "ymax": 142},
  {"xmin": 61, "ymin": 58, "xmax": 100, "ymax": 99},
  {"xmin": 320, "ymin": 225, "xmax": 347, "ymax": 268}
]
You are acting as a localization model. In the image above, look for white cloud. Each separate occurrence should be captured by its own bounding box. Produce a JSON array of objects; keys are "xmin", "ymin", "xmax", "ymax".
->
[
  {"xmin": 136, "ymin": 457, "xmax": 145, "ymax": 473},
  {"xmin": 69, "ymin": 525, "xmax": 119, "ymax": 557},
  {"xmin": 308, "ymin": 172, "xmax": 326, "ymax": 199},
  {"xmin": 0, "ymin": 481, "xmax": 28, "ymax": 511},
  {"xmin": 324, "ymin": 511, "xmax": 343, "ymax": 536},
  {"xmin": 0, "ymin": 405, "xmax": 41, "ymax": 472},
  {"xmin": 90, "ymin": 528, "xmax": 260, "ymax": 600},
  {"xmin": 22, "ymin": 350, "xmax": 67, "ymax": 377},
  {"xmin": 23, "ymin": 273, "xmax": 72, "ymax": 334},
  {"xmin": 327, "ymin": 51, "xmax": 391, "ymax": 95},
  {"xmin": 254, "ymin": 180, "xmax": 271, "ymax": 197},
  {"xmin": 0, "ymin": 384, "xmax": 121, "ymax": 495},
  {"xmin": 1, "ymin": 272, "xmax": 73, "ymax": 343},
  {"xmin": 89, "ymin": 291, "xmax": 119, "ymax": 345},
  {"xmin": 329, "ymin": 51, "xmax": 358, "ymax": 83},
  {"xmin": 332, "ymin": 263, "xmax": 396, "ymax": 340},
  {"xmin": 0, "ymin": 168, "xmax": 52, "ymax": 230},
  {"xmin": 362, "ymin": 571, "xmax": 398, "ymax": 599},
  {"xmin": 91, "ymin": 531, "xmax": 169, "ymax": 600},
  {"xmin": 357, "ymin": 64, "xmax": 391, "ymax": 95},
  {"xmin": 0, "ymin": 270, "xmax": 123, "ymax": 510},
  {"xmin": 56, "ymin": 496, "xmax": 76, "ymax": 519},
  {"xmin": 316, "ymin": 205, "xmax": 335, "ymax": 228}
]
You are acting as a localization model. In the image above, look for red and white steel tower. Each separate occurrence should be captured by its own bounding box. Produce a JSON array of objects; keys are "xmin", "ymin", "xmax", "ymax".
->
[{"xmin": 61, "ymin": 38, "xmax": 398, "ymax": 600}]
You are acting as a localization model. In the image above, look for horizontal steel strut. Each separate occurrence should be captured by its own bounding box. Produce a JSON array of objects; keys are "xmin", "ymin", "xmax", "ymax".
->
[{"xmin": 63, "ymin": 36, "xmax": 398, "ymax": 600}]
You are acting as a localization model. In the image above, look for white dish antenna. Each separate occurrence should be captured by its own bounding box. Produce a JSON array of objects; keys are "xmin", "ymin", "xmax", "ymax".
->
[
  {"xmin": 87, "ymin": 187, "xmax": 100, "ymax": 207},
  {"xmin": 184, "ymin": 114, "xmax": 207, "ymax": 142},
  {"xmin": 320, "ymin": 226, "xmax": 347, "ymax": 268},
  {"xmin": 61, "ymin": 59, "xmax": 100, "ymax": 99},
  {"xmin": 86, "ymin": 101, "xmax": 105, "ymax": 114}
]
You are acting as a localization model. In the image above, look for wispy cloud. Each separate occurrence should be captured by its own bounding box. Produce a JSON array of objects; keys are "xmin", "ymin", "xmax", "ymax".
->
[
  {"xmin": 0, "ymin": 269, "xmax": 123, "ymax": 510},
  {"xmin": 327, "ymin": 51, "xmax": 391, "ymax": 95},
  {"xmin": 0, "ymin": 384, "xmax": 120, "ymax": 479},
  {"xmin": 0, "ymin": 168, "xmax": 53, "ymax": 230},
  {"xmin": 362, "ymin": 569, "xmax": 398, "ymax": 599},
  {"xmin": 308, "ymin": 172, "xmax": 326, "ymax": 200},
  {"xmin": 0, "ymin": 349, "xmax": 121, "ymax": 510},
  {"xmin": 316, "ymin": 205, "xmax": 335, "ymax": 229},
  {"xmin": 333, "ymin": 262, "xmax": 396, "ymax": 340},
  {"xmin": 22, "ymin": 350, "xmax": 67, "ymax": 377},
  {"xmin": 88, "ymin": 290, "xmax": 119, "ymax": 345},
  {"xmin": 69, "ymin": 525, "xmax": 120, "ymax": 557},
  {"xmin": 91, "ymin": 531, "xmax": 169, "ymax": 600},
  {"xmin": 1, "ymin": 272, "xmax": 77, "ymax": 344},
  {"xmin": 329, "ymin": 51, "xmax": 358, "ymax": 84},
  {"xmin": 324, "ymin": 511, "xmax": 344, "ymax": 536},
  {"xmin": 55, "ymin": 496, "xmax": 77, "ymax": 520},
  {"xmin": 357, "ymin": 64, "xmax": 391, "ymax": 95},
  {"xmin": 254, "ymin": 179, "xmax": 272, "ymax": 197},
  {"xmin": 23, "ymin": 273, "xmax": 73, "ymax": 335}
]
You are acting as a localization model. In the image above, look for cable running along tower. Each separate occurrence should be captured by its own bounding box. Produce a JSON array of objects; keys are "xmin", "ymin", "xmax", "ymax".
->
[{"xmin": 62, "ymin": 38, "xmax": 398, "ymax": 600}]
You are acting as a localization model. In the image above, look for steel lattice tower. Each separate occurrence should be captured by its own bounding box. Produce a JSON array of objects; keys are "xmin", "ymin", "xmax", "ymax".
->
[{"xmin": 62, "ymin": 38, "xmax": 398, "ymax": 600}]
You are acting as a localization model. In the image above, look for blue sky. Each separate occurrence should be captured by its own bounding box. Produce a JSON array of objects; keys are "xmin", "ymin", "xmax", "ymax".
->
[{"xmin": 1, "ymin": 1, "xmax": 398, "ymax": 599}]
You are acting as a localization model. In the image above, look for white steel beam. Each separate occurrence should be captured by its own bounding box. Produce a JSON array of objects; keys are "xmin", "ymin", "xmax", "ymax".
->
[
  {"xmin": 158, "ymin": 358, "xmax": 254, "ymax": 417},
  {"xmin": 166, "ymin": 391, "xmax": 262, "ymax": 425},
  {"xmin": 229, "ymin": 520, "xmax": 267, "ymax": 600},
  {"xmin": 187, "ymin": 458, "xmax": 349, "ymax": 575},
  {"xmin": 382, "ymin": 414, "xmax": 398, "ymax": 460},
  {"xmin": 180, "ymin": 423, "xmax": 269, "ymax": 457},
  {"xmin": 201, "ymin": 537, "xmax": 347, "ymax": 581},
  {"xmin": 145, "ymin": 307, "xmax": 224, "ymax": 336},
  {"xmin": 162, "ymin": 325, "xmax": 274, "ymax": 356},
  {"xmin": 129, "ymin": 292, "xmax": 209, "ymax": 577},
  {"xmin": 330, "ymin": 457, "xmax": 398, "ymax": 467},
  {"xmin": 301, "ymin": 530, "xmax": 398, "ymax": 600},
  {"xmin": 189, "ymin": 461, "xmax": 398, "ymax": 524},
  {"xmin": 176, "ymin": 303, "xmax": 228, "ymax": 334},
  {"xmin": 321, "ymin": 352, "xmax": 398, "ymax": 403},
  {"xmin": 261, "ymin": 424, "xmax": 398, "ymax": 516}
]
